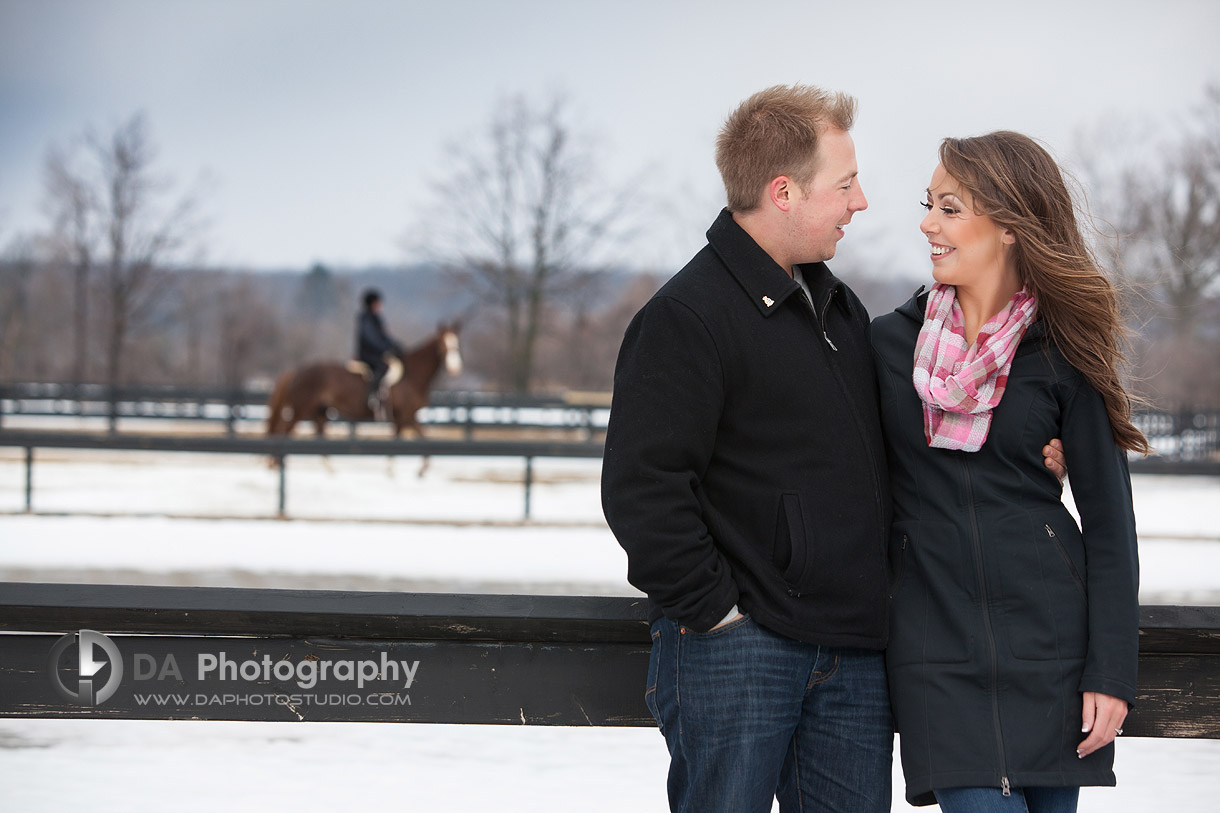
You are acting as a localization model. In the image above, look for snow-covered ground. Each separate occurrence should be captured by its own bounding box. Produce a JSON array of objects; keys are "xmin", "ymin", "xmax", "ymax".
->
[
  {"xmin": 1, "ymin": 449, "xmax": 1217, "ymax": 810},
  {"xmin": 1, "ymin": 450, "xmax": 1216, "ymax": 602},
  {"xmin": 0, "ymin": 719, "xmax": 1216, "ymax": 813}
]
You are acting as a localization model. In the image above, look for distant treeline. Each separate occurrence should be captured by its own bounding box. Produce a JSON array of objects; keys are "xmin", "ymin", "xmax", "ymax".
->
[{"xmin": 0, "ymin": 252, "xmax": 1216, "ymax": 408}]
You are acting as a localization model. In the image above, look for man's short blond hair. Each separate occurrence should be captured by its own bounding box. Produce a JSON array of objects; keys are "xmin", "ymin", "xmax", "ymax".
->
[{"xmin": 715, "ymin": 84, "xmax": 857, "ymax": 213}]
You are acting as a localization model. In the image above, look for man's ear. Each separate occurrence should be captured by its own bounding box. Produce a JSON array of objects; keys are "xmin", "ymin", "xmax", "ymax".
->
[{"xmin": 769, "ymin": 175, "xmax": 794, "ymax": 212}]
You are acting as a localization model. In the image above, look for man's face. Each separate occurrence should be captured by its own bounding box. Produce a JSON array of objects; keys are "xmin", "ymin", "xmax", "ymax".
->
[{"xmin": 786, "ymin": 128, "xmax": 867, "ymax": 265}]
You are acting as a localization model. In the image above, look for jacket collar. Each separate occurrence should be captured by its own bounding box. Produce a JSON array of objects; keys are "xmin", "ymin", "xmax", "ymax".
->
[
  {"xmin": 895, "ymin": 284, "xmax": 1049, "ymax": 341},
  {"xmin": 706, "ymin": 208, "xmax": 852, "ymax": 319}
]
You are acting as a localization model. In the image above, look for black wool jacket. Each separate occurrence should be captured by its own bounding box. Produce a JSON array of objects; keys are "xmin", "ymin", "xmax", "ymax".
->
[
  {"xmin": 601, "ymin": 209, "xmax": 891, "ymax": 647},
  {"xmin": 872, "ymin": 290, "xmax": 1140, "ymax": 805}
]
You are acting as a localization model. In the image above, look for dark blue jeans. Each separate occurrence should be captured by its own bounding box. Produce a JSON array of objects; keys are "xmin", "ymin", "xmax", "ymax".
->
[
  {"xmin": 646, "ymin": 614, "xmax": 893, "ymax": 813},
  {"xmin": 935, "ymin": 786, "xmax": 1079, "ymax": 813}
]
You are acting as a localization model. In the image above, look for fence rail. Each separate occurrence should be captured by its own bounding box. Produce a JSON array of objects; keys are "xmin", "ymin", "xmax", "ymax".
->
[
  {"xmin": 0, "ymin": 382, "xmax": 610, "ymax": 439},
  {"xmin": 0, "ymin": 583, "xmax": 1216, "ymax": 736},
  {"xmin": 0, "ymin": 430, "xmax": 604, "ymax": 520},
  {"xmin": 3, "ymin": 383, "xmax": 1217, "ymax": 459}
]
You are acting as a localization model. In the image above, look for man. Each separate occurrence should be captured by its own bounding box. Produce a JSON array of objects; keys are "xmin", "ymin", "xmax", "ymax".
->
[
  {"xmin": 602, "ymin": 85, "xmax": 1068, "ymax": 812},
  {"xmin": 355, "ymin": 288, "xmax": 403, "ymax": 416},
  {"xmin": 601, "ymin": 84, "xmax": 892, "ymax": 813}
]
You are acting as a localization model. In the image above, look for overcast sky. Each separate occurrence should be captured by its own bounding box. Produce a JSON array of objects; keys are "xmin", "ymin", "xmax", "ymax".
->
[{"xmin": 2, "ymin": 0, "xmax": 1218, "ymax": 276}]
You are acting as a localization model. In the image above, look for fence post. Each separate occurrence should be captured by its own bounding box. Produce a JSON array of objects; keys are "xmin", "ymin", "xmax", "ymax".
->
[
  {"xmin": 277, "ymin": 455, "xmax": 287, "ymax": 518},
  {"xmin": 523, "ymin": 456, "xmax": 534, "ymax": 520},
  {"xmin": 107, "ymin": 387, "xmax": 119, "ymax": 435},
  {"xmin": 24, "ymin": 446, "xmax": 33, "ymax": 513}
]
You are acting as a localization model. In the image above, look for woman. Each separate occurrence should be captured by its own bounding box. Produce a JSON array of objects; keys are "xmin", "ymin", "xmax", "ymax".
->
[{"xmin": 870, "ymin": 131, "xmax": 1148, "ymax": 811}]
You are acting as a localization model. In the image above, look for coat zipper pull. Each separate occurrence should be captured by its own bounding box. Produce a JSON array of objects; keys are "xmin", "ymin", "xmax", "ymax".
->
[
  {"xmin": 819, "ymin": 290, "xmax": 839, "ymax": 351},
  {"xmin": 1045, "ymin": 524, "xmax": 1056, "ymax": 537},
  {"xmin": 796, "ymin": 288, "xmax": 840, "ymax": 351},
  {"xmin": 1001, "ymin": 777, "xmax": 1011, "ymax": 797}
]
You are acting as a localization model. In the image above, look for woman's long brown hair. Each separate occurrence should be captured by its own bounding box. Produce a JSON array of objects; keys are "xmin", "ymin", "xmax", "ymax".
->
[{"xmin": 939, "ymin": 131, "xmax": 1150, "ymax": 454}]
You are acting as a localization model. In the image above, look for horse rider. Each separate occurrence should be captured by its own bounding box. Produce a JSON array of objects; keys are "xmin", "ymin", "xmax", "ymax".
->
[{"xmin": 355, "ymin": 288, "xmax": 404, "ymax": 417}]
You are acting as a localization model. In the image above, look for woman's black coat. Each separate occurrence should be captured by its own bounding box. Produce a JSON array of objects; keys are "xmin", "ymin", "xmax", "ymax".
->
[{"xmin": 871, "ymin": 290, "xmax": 1139, "ymax": 806}]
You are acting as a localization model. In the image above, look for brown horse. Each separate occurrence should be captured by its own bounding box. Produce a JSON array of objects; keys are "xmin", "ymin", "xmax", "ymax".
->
[{"xmin": 266, "ymin": 323, "xmax": 462, "ymax": 438}]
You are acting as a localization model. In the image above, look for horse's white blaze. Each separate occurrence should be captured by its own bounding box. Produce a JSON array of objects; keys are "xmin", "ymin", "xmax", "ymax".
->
[{"xmin": 443, "ymin": 331, "xmax": 463, "ymax": 376}]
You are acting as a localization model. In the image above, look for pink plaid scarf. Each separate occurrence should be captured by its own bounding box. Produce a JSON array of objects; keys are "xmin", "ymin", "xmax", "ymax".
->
[{"xmin": 912, "ymin": 283, "xmax": 1038, "ymax": 452}]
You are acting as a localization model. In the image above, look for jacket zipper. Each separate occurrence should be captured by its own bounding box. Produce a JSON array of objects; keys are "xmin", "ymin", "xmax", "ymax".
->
[
  {"xmin": 960, "ymin": 456, "xmax": 1011, "ymax": 796},
  {"xmin": 818, "ymin": 289, "xmax": 839, "ymax": 351},
  {"xmin": 799, "ymin": 283, "xmax": 888, "ymax": 608}
]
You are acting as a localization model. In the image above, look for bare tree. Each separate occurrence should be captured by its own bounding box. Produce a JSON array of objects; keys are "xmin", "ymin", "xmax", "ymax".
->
[
  {"xmin": 1114, "ymin": 85, "xmax": 1220, "ymax": 336},
  {"xmin": 0, "ymin": 237, "xmax": 40, "ymax": 381},
  {"xmin": 99, "ymin": 116, "xmax": 197, "ymax": 393},
  {"xmin": 418, "ymin": 94, "xmax": 635, "ymax": 392},
  {"xmin": 1074, "ymin": 86, "xmax": 1220, "ymax": 407},
  {"xmin": 40, "ymin": 113, "xmax": 204, "ymax": 407},
  {"xmin": 43, "ymin": 144, "xmax": 99, "ymax": 388}
]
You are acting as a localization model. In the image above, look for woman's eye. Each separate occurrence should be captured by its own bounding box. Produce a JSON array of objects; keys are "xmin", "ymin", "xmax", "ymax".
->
[
  {"xmin": 919, "ymin": 201, "xmax": 932, "ymax": 211},
  {"xmin": 941, "ymin": 207, "xmax": 959, "ymax": 215}
]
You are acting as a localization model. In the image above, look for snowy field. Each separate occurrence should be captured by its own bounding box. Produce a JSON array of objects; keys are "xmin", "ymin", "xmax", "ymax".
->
[{"xmin": 1, "ymin": 448, "xmax": 1218, "ymax": 810}]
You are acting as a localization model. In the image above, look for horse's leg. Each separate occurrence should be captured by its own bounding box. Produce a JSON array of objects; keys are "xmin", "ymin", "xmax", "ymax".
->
[
  {"xmin": 385, "ymin": 419, "xmax": 396, "ymax": 478},
  {"xmin": 268, "ymin": 411, "xmax": 301, "ymax": 469},
  {"xmin": 409, "ymin": 423, "xmax": 430, "ymax": 479},
  {"xmin": 314, "ymin": 414, "xmax": 336, "ymax": 474}
]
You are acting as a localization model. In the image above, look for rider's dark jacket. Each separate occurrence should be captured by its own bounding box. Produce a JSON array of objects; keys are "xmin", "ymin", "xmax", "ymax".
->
[{"xmin": 356, "ymin": 309, "xmax": 402, "ymax": 374}]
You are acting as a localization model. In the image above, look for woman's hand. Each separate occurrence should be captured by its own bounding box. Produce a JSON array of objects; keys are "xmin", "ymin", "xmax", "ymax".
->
[{"xmin": 1077, "ymin": 691, "xmax": 1128, "ymax": 758}]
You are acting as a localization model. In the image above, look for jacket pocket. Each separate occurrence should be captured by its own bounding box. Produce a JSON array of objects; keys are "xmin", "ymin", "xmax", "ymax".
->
[
  {"xmin": 774, "ymin": 492, "xmax": 809, "ymax": 590},
  {"xmin": 1045, "ymin": 522, "xmax": 1087, "ymax": 598},
  {"xmin": 999, "ymin": 512, "xmax": 1089, "ymax": 661},
  {"xmin": 886, "ymin": 521, "xmax": 976, "ymax": 666}
]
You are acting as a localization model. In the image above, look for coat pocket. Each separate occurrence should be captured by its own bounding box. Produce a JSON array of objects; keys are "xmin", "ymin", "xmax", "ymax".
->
[
  {"xmin": 886, "ymin": 521, "xmax": 976, "ymax": 666},
  {"xmin": 773, "ymin": 492, "xmax": 810, "ymax": 589},
  {"xmin": 1045, "ymin": 522, "xmax": 1087, "ymax": 598},
  {"xmin": 998, "ymin": 511, "xmax": 1089, "ymax": 661}
]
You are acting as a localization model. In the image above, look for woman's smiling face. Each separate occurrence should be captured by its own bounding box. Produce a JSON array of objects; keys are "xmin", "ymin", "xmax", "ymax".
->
[{"xmin": 920, "ymin": 163, "xmax": 1015, "ymax": 288}]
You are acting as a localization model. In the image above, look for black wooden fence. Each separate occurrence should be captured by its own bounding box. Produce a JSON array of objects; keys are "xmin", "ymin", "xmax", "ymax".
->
[
  {"xmin": 0, "ymin": 583, "xmax": 1216, "ymax": 738},
  {"xmin": 0, "ymin": 431, "xmax": 604, "ymax": 520},
  {"xmin": 2, "ymin": 382, "xmax": 1217, "ymax": 459},
  {"xmin": 0, "ymin": 382, "xmax": 610, "ymax": 440}
]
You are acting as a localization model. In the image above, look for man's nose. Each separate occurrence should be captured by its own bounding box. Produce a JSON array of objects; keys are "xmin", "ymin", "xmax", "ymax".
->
[{"xmin": 853, "ymin": 181, "xmax": 868, "ymax": 213}]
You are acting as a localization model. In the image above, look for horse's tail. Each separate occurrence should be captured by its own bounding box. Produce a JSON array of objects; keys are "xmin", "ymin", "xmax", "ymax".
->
[{"xmin": 265, "ymin": 369, "xmax": 296, "ymax": 436}]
